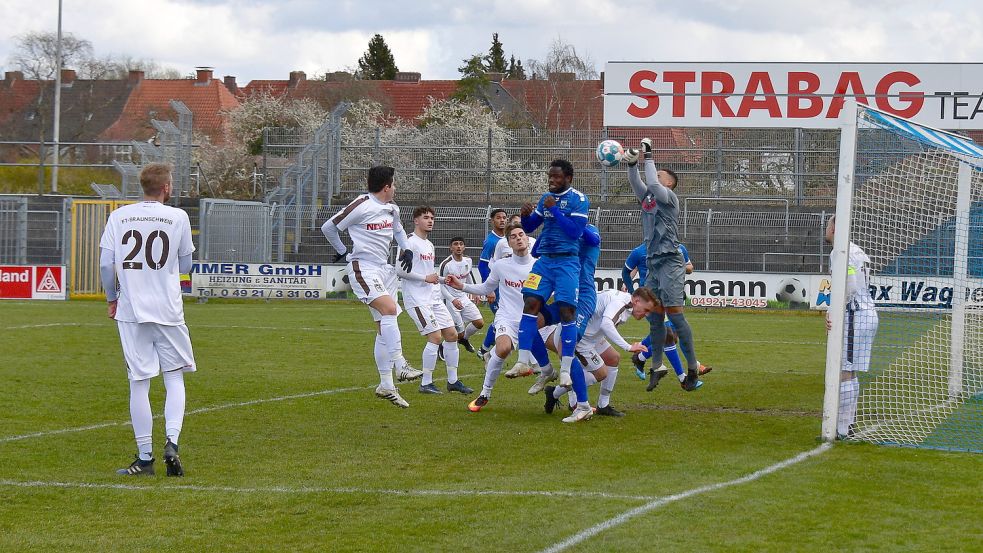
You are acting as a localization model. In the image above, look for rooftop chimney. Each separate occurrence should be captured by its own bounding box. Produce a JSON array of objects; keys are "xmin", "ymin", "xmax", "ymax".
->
[
  {"xmin": 224, "ymin": 75, "xmax": 238, "ymax": 93},
  {"xmin": 60, "ymin": 68, "xmax": 76, "ymax": 86},
  {"xmin": 127, "ymin": 70, "xmax": 144, "ymax": 85},
  {"xmin": 5, "ymin": 71, "xmax": 23, "ymax": 87},
  {"xmin": 324, "ymin": 71, "xmax": 353, "ymax": 82},
  {"xmin": 394, "ymin": 71, "xmax": 421, "ymax": 83},
  {"xmin": 288, "ymin": 71, "xmax": 307, "ymax": 88},
  {"xmin": 195, "ymin": 67, "xmax": 213, "ymax": 84}
]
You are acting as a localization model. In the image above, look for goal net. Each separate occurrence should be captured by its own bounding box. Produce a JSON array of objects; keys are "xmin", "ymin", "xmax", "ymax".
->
[{"xmin": 825, "ymin": 103, "xmax": 983, "ymax": 453}]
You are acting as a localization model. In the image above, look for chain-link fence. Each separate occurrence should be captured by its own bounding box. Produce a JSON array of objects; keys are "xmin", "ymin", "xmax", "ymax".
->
[
  {"xmin": 263, "ymin": 125, "xmax": 842, "ymax": 208},
  {"xmin": 0, "ymin": 195, "xmax": 70, "ymax": 265}
]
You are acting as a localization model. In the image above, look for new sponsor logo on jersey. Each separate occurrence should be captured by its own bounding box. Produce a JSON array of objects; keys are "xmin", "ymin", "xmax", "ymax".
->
[{"xmin": 366, "ymin": 220, "xmax": 394, "ymax": 231}]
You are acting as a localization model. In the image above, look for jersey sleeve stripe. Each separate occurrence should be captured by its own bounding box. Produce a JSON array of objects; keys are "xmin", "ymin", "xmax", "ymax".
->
[
  {"xmin": 612, "ymin": 304, "xmax": 630, "ymax": 324},
  {"xmin": 570, "ymin": 212, "xmax": 589, "ymax": 218},
  {"xmin": 332, "ymin": 195, "xmax": 370, "ymax": 225}
]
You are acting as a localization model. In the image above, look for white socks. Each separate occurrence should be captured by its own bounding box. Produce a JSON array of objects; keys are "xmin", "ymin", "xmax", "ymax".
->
[
  {"xmin": 598, "ymin": 367, "xmax": 618, "ymax": 409},
  {"xmin": 379, "ymin": 314, "xmax": 406, "ymax": 369},
  {"xmin": 129, "ymin": 378, "xmax": 153, "ymax": 460},
  {"xmin": 422, "ymin": 342, "xmax": 439, "ymax": 385},
  {"xmin": 442, "ymin": 340, "xmax": 460, "ymax": 383},
  {"xmin": 374, "ymin": 334, "xmax": 394, "ymax": 388},
  {"xmin": 483, "ymin": 351, "xmax": 505, "ymax": 397},
  {"xmin": 838, "ymin": 377, "xmax": 859, "ymax": 436},
  {"xmin": 463, "ymin": 322, "xmax": 480, "ymax": 339},
  {"xmin": 162, "ymin": 369, "xmax": 185, "ymax": 444}
]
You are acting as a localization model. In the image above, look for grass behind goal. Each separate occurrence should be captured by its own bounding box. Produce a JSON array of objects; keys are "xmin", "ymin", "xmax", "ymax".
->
[{"xmin": 1, "ymin": 301, "xmax": 980, "ymax": 552}]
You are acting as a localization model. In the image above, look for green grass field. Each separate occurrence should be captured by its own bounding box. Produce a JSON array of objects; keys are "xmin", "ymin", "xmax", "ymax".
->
[{"xmin": 1, "ymin": 300, "xmax": 980, "ymax": 552}]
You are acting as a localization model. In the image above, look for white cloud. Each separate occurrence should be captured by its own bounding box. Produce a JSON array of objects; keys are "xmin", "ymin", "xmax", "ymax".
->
[{"xmin": 2, "ymin": 0, "xmax": 982, "ymax": 83}]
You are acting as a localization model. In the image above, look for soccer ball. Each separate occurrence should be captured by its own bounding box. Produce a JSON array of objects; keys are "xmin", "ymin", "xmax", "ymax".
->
[
  {"xmin": 775, "ymin": 277, "xmax": 809, "ymax": 305},
  {"xmin": 595, "ymin": 140, "xmax": 624, "ymax": 167},
  {"xmin": 331, "ymin": 268, "xmax": 350, "ymax": 292}
]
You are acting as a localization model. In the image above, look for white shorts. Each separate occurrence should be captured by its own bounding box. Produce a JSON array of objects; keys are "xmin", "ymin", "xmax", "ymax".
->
[
  {"xmin": 117, "ymin": 321, "xmax": 196, "ymax": 381},
  {"xmin": 843, "ymin": 309, "xmax": 878, "ymax": 372},
  {"xmin": 576, "ymin": 336, "xmax": 609, "ymax": 372},
  {"xmin": 493, "ymin": 318, "xmax": 519, "ymax": 349},
  {"xmin": 446, "ymin": 296, "xmax": 482, "ymax": 327},
  {"xmin": 408, "ymin": 302, "xmax": 455, "ymax": 335},
  {"xmin": 348, "ymin": 261, "xmax": 402, "ymax": 321},
  {"xmin": 539, "ymin": 324, "xmax": 558, "ymax": 350}
]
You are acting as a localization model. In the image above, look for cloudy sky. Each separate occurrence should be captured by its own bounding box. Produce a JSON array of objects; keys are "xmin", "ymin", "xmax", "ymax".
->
[{"xmin": 1, "ymin": 0, "xmax": 981, "ymax": 83}]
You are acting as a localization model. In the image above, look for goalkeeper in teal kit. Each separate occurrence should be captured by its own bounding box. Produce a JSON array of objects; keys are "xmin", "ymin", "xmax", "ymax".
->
[{"xmin": 513, "ymin": 159, "xmax": 594, "ymax": 422}]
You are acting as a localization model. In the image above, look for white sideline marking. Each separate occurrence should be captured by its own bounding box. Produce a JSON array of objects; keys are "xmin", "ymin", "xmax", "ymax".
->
[
  {"xmin": 0, "ymin": 385, "xmax": 367, "ymax": 444},
  {"xmin": 3, "ymin": 322, "xmax": 103, "ymax": 330},
  {"xmin": 539, "ymin": 443, "xmax": 832, "ymax": 553},
  {"xmin": 0, "ymin": 479, "xmax": 657, "ymax": 501}
]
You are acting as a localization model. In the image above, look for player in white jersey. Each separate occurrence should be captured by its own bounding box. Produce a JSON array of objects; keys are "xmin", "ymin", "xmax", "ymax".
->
[
  {"xmin": 321, "ymin": 166, "xmax": 423, "ymax": 409},
  {"xmin": 445, "ymin": 223, "xmax": 535, "ymax": 412},
  {"xmin": 99, "ymin": 163, "xmax": 194, "ymax": 477},
  {"xmin": 397, "ymin": 207, "xmax": 474, "ymax": 395},
  {"xmin": 439, "ymin": 236, "xmax": 484, "ymax": 354},
  {"xmin": 541, "ymin": 288, "xmax": 656, "ymax": 417},
  {"xmin": 491, "ymin": 215, "xmax": 537, "ymax": 263},
  {"xmin": 825, "ymin": 215, "xmax": 878, "ymax": 439}
]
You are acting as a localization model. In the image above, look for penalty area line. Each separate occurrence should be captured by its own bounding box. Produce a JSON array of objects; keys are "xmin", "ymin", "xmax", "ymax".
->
[{"xmin": 538, "ymin": 443, "xmax": 833, "ymax": 553}]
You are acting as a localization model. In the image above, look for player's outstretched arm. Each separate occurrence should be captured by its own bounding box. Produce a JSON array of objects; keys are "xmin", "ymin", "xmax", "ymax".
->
[
  {"xmin": 600, "ymin": 317, "xmax": 633, "ymax": 352},
  {"xmin": 460, "ymin": 267, "xmax": 499, "ymax": 296}
]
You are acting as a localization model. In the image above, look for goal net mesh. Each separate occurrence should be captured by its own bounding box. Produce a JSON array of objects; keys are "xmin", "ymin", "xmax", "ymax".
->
[{"xmin": 846, "ymin": 106, "xmax": 983, "ymax": 452}]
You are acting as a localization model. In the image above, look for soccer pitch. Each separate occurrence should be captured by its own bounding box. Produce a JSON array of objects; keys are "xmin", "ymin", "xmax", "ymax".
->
[{"xmin": 1, "ymin": 300, "xmax": 980, "ymax": 552}]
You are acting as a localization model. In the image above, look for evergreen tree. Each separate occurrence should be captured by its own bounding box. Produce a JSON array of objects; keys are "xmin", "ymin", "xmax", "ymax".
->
[
  {"xmin": 453, "ymin": 54, "xmax": 489, "ymax": 101},
  {"xmin": 356, "ymin": 34, "xmax": 399, "ymax": 80},
  {"xmin": 485, "ymin": 33, "xmax": 507, "ymax": 74},
  {"xmin": 506, "ymin": 55, "xmax": 526, "ymax": 80}
]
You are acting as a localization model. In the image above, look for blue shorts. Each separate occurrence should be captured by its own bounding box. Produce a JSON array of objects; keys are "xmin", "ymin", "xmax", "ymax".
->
[{"xmin": 523, "ymin": 255, "xmax": 579, "ymax": 307}]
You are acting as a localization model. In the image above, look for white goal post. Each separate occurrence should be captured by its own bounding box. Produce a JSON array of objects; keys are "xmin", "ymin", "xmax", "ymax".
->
[{"xmin": 823, "ymin": 101, "xmax": 983, "ymax": 452}]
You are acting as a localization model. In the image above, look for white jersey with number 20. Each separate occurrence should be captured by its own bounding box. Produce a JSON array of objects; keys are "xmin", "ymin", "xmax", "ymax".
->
[{"xmin": 99, "ymin": 201, "xmax": 195, "ymax": 325}]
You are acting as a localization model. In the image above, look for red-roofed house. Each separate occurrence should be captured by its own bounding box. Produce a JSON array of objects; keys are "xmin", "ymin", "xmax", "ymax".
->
[{"xmin": 102, "ymin": 68, "xmax": 239, "ymax": 142}]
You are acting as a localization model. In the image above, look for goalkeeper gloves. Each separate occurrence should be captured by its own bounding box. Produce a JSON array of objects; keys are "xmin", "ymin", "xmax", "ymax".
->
[
  {"xmin": 640, "ymin": 138, "xmax": 653, "ymax": 155},
  {"xmin": 623, "ymin": 148, "xmax": 639, "ymax": 167},
  {"xmin": 398, "ymin": 250, "xmax": 413, "ymax": 273}
]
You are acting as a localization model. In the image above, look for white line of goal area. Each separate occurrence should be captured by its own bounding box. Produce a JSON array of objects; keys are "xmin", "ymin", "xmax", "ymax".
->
[
  {"xmin": 0, "ymin": 479, "xmax": 657, "ymax": 502},
  {"xmin": 539, "ymin": 443, "xmax": 832, "ymax": 553}
]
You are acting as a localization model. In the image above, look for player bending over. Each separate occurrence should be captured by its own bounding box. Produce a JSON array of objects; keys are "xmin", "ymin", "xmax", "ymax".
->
[
  {"xmin": 99, "ymin": 162, "xmax": 195, "ymax": 477},
  {"xmin": 397, "ymin": 207, "xmax": 474, "ymax": 395},
  {"xmin": 439, "ymin": 236, "xmax": 484, "ymax": 355},
  {"xmin": 542, "ymin": 288, "xmax": 656, "ymax": 417},
  {"xmin": 445, "ymin": 223, "xmax": 534, "ymax": 413},
  {"xmin": 322, "ymin": 165, "xmax": 423, "ymax": 409}
]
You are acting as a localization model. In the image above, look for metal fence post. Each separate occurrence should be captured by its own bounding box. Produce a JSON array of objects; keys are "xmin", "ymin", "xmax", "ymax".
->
[
  {"xmin": 714, "ymin": 129, "xmax": 723, "ymax": 197},
  {"xmin": 819, "ymin": 210, "xmax": 826, "ymax": 273},
  {"xmin": 374, "ymin": 127, "xmax": 381, "ymax": 165},
  {"xmin": 486, "ymin": 128, "xmax": 493, "ymax": 204},
  {"xmin": 705, "ymin": 208, "xmax": 713, "ymax": 271}
]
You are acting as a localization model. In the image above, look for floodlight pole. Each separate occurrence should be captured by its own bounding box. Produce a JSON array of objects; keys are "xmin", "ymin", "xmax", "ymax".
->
[
  {"xmin": 51, "ymin": 0, "xmax": 63, "ymax": 193},
  {"xmin": 821, "ymin": 100, "xmax": 858, "ymax": 442}
]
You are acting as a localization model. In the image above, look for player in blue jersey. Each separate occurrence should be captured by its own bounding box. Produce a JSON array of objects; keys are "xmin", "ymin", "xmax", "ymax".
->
[
  {"xmin": 476, "ymin": 208, "xmax": 508, "ymax": 358},
  {"xmin": 514, "ymin": 159, "xmax": 593, "ymax": 422}
]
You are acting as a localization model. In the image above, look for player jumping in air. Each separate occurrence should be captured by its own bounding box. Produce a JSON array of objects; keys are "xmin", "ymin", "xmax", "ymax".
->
[
  {"xmin": 514, "ymin": 159, "xmax": 593, "ymax": 422},
  {"xmin": 624, "ymin": 141, "xmax": 703, "ymax": 391},
  {"xmin": 322, "ymin": 166, "xmax": 423, "ymax": 408}
]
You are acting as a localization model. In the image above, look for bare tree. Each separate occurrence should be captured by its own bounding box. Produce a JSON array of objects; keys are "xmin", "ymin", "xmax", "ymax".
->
[{"xmin": 526, "ymin": 37, "xmax": 597, "ymax": 80}]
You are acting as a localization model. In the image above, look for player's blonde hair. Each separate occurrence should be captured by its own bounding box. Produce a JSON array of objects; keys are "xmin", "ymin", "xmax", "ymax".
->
[
  {"xmin": 632, "ymin": 286, "xmax": 658, "ymax": 305},
  {"xmin": 139, "ymin": 162, "xmax": 173, "ymax": 196}
]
